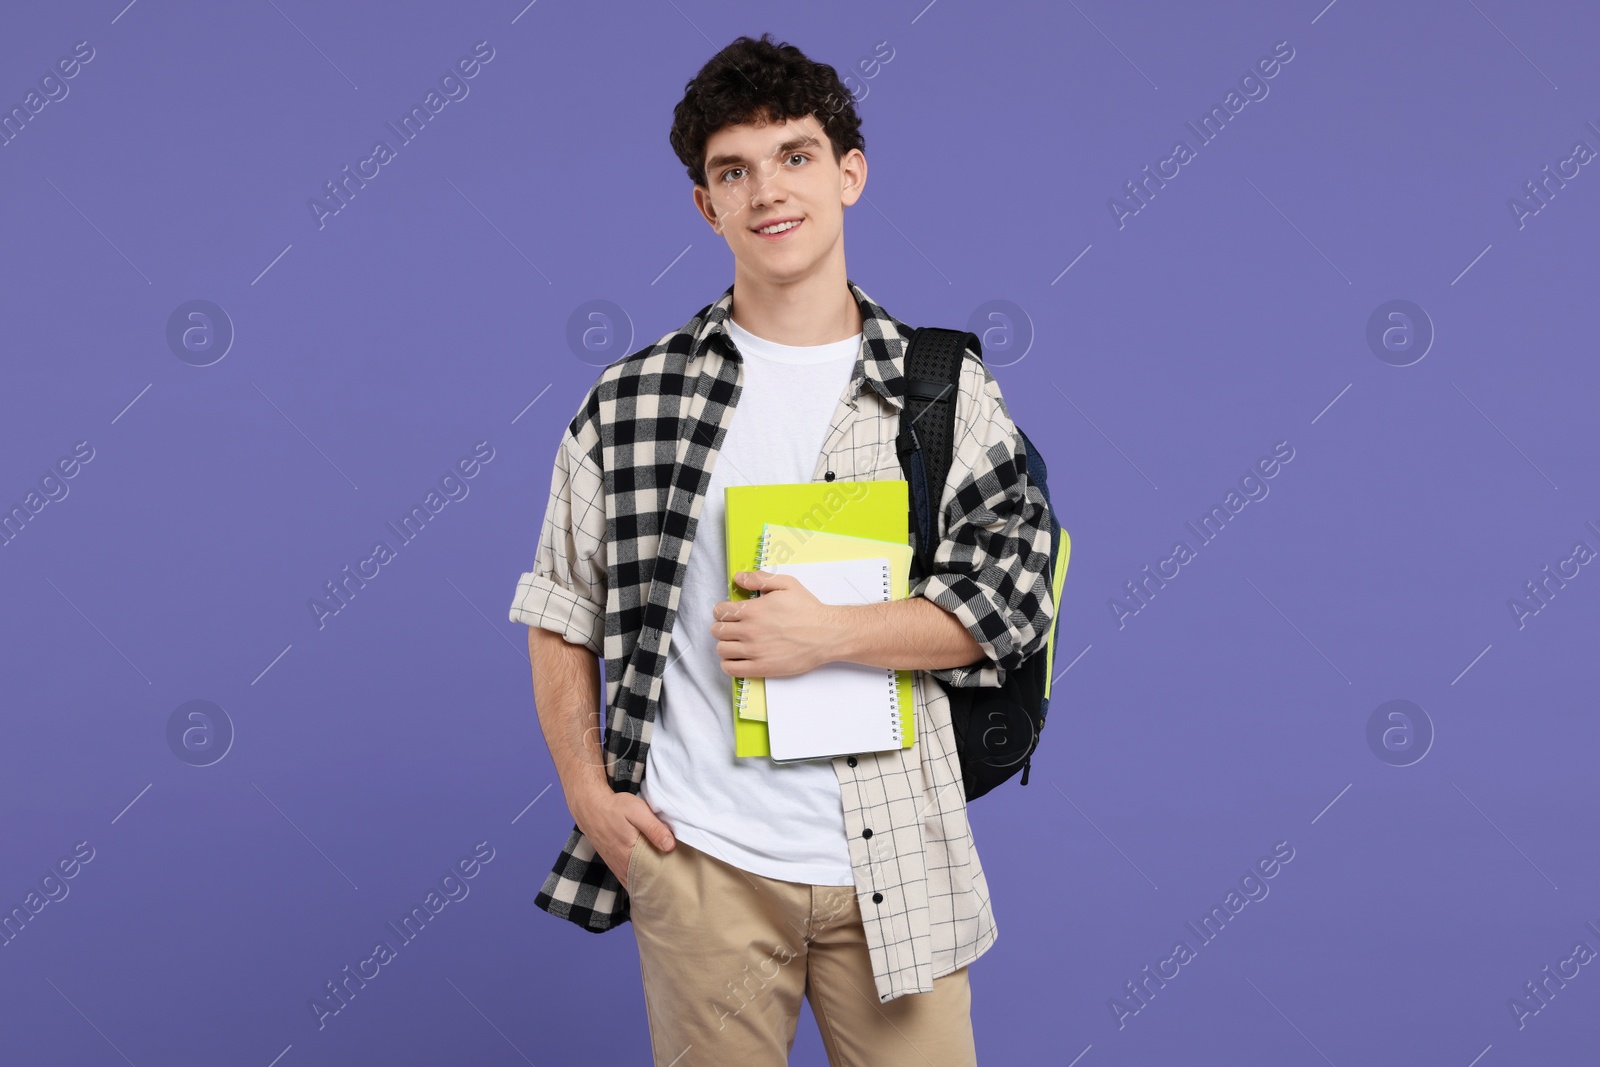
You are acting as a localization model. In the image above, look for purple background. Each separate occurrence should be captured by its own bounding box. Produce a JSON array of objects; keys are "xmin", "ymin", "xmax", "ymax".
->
[{"xmin": 3, "ymin": 1, "xmax": 1597, "ymax": 1064}]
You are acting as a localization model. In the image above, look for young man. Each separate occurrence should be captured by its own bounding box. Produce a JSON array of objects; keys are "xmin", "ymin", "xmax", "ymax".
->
[{"xmin": 509, "ymin": 33, "xmax": 1055, "ymax": 1066}]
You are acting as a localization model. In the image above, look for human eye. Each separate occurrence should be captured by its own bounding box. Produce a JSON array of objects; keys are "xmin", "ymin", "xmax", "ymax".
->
[
  {"xmin": 720, "ymin": 166, "xmax": 745, "ymax": 184},
  {"xmin": 786, "ymin": 152, "xmax": 810, "ymax": 166}
]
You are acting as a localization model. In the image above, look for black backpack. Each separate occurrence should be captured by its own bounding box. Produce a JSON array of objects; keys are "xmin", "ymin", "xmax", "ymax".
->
[{"xmin": 895, "ymin": 327, "xmax": 1070, "ymax": 802}]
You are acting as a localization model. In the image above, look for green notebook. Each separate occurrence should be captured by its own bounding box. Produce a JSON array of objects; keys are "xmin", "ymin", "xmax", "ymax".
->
[
  {"xmin": 724, "ymin": 480, "xmax": 912, "ymax": 759},
  {"xmin": 1042, "ymin": 527, "xmax": 1072, "ymax": 700}
]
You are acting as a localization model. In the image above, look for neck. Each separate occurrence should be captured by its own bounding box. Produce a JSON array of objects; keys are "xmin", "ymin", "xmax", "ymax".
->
[{"xmin": 727, "ymin": 260, "xmax": 862, "ymax": 346}]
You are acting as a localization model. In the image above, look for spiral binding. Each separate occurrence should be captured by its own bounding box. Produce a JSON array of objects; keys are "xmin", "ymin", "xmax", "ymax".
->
[
  {"xmin": 756, "ymin": 525, "xmax": 774, "ymax": 570},
  {"xmin": 733, "ymin": 526, "xmax": 778, "ymax": 718},
  {"xmin": 879, "ymin": 560, "xmax": 903, "ymax": 745}
]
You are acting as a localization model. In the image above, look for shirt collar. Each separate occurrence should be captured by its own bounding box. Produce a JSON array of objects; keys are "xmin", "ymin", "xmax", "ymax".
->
[{"xmin": 688, "ymin": 278, "xmax": 910, "ymax": 412}]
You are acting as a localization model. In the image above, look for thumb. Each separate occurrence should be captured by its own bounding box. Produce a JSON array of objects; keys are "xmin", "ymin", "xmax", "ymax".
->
[
  {"xmin": 629, "ymin": 800, "xmax": 675, "ymax": 850},
  {"xmin": 736, "ymin": 569, "xmax": 784, "ymax": 591},
  {"xmin": 641, "ymin": 816, "xmax": 675, "ymax": 851}
]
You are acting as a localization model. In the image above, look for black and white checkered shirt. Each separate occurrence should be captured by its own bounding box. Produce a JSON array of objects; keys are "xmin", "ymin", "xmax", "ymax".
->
[{"xmin": 509, "ymin": 278, "xmax": 1056, "ymax": 1003}]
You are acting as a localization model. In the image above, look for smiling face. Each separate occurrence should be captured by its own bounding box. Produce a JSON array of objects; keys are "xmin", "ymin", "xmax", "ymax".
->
[{"xmin": 693, "ymin": 112, "xmax": 866, "ymax": 285}]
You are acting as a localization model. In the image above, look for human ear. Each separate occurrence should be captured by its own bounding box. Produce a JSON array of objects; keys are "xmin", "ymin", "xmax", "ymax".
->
[
  {"xmin": 839, "ymin": 150, "xmax": 867, "ymax": 205},
  {"xmin": 693, "ymin": 185, "xmax": 722, "ymax": 232}
]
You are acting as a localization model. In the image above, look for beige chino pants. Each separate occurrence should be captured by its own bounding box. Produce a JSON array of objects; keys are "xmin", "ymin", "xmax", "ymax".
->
[{"xmin": 627, "ymin": 834, "xmax": 978, "ymax": 1066}]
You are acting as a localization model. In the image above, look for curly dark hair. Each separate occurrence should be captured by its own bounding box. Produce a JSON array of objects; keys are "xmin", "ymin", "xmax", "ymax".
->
[{"xmin": 669, "ymin": 33, "xmax": 866, "ymax": 188}]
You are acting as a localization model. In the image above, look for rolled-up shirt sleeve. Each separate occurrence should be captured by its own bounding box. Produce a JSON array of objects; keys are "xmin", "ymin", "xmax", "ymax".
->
[
  {"xmin": 509, "ymin": 419, "xmax": 608, "ymax": 657},
  {"xmin": 909, "ymin": 355, "xmax": 1056, "ymax": 689}
]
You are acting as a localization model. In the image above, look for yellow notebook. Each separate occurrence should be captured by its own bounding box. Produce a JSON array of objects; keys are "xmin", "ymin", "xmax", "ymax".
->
[
  {"xmin": 724, "ymin": 480, "xmax": 912, "ymax": 759},
  {"xmin": 755, "ymin": 526, "xmax": 917, "ymax": 751},
  {"xmin": 1042, "ymin": 527, "xmax": 1072, "ymax": 700},
  {"xmin": 737, "ymin": 525, "xmax": 916, "ymax": 723}
]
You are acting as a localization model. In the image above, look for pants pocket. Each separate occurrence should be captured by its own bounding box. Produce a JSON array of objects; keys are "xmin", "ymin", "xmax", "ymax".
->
[{"xmin": 626, "ymin": 830, "xmax": 646, "ymax": 894}]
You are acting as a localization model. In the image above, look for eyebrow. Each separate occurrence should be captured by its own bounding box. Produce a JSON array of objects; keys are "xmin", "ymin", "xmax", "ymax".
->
[{"xmin": 705, "ymin": 134, "xmax": 823, "ymax": 175}]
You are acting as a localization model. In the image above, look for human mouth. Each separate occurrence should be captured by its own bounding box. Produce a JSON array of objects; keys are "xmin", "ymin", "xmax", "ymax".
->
[{"xmin": 753, "ymin": 217, "xmax": 803, "ymax": 240}]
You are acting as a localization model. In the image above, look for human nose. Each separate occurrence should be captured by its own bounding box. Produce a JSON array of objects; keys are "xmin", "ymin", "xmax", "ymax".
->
[{"xmin": 746, "ymin": 158, "xmax": 788, "ymax": 207}]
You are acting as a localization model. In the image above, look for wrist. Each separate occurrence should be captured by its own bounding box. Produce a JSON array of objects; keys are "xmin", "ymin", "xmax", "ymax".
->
[
  {"xmin": 826, "ymin": 602, "xmax": 861, "ymax": 665},
  {"xmin": 566, "ymin": 774, "xmax": 613, "ymax": 823}
]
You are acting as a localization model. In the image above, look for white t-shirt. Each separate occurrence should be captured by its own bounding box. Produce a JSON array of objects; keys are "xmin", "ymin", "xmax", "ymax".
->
[{"xmin": 640, "ymin": 316, "xmax": 862, "ymax": 885}]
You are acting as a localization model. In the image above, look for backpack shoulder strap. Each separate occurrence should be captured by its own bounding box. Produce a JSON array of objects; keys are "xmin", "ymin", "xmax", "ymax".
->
[{"xmin": 897, "ymin": 326, "xmax": 980, "ymax": 576}]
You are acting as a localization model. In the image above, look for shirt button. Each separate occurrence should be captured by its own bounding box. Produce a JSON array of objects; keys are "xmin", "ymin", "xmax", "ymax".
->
[
  {"xmin": 846, "ymin": 756, "xmax": 857, "ymax": 767},
  {"xmin": 872, "ymin": 892, "xmax": 884, "ymax": 903},
  {"xmin": 824, "ymin": 470, "xmax": 835, "ymax": 481},
  {"xmin": 862, "ymin": 828, "xmax": 873, "ymax": 839}
]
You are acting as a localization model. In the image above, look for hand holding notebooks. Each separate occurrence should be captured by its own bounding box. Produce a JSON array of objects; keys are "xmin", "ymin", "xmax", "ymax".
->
[
  {"xmin": 722, "ymin": 480, "xmax": 913, "ymax": 759},
  {"xmin": 761, "ymin": 556, "xmax": 913, "ymax": 762}
]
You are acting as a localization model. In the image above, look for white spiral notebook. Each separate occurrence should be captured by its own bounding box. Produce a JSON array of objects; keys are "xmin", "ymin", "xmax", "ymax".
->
[{"xmin": 762, "ymin": 556, "xmax": 907, "ymax": 763}]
